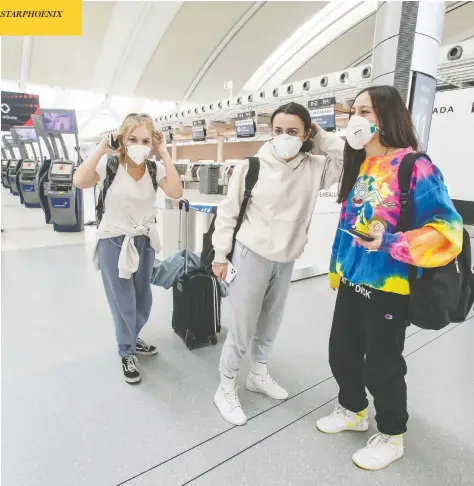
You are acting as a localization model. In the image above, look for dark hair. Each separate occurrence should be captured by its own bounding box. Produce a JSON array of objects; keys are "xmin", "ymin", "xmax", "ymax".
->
[
  {"xmin": 271, "ymin": 102, "xmax": 314, "ymax": 153},
  {"xmin": 337, "ymin": 85, "xmax": 419, "ymax": 203}
]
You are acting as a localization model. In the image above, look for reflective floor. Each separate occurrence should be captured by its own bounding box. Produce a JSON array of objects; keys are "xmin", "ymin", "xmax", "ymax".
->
[{"xmin": 2, "ymin": 190, "xmax": 474, "ymax": 486}]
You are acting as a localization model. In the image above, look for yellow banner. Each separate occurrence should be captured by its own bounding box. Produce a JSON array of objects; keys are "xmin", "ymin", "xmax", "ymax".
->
[{"xmin": 0, "ymin": 0, "xmax": 82, "ymax": 36}]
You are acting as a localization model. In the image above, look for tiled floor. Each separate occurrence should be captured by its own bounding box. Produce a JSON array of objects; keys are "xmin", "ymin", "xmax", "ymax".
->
[{"xmin": 1, "ymin": 186, "xmax": 474, "ymax": 486}]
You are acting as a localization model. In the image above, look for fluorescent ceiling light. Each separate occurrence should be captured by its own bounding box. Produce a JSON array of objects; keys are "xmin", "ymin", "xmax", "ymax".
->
[{"xmin": 243, "ymin": 0, "xmax": 377, "ymax": 92}]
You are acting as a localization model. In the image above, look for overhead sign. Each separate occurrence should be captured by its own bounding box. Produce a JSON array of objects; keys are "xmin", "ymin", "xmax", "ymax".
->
[
  {"xmin": 192, "ymin": 120, "xmax": 206, "ymax": 142},
  {"xmin": 308, "ymin": 97, "xmax": 336, "ymax": 131},
  {"xmin": 236, "ymin": 111, "xmax": 256, "ymax": 138},
  {"xmin": 409, "ymin": 71, "xmax": 437, "ymax": 152},
  {"xmin": 1, "ymin": 91, "xmax": 40, "ymax": 131}
]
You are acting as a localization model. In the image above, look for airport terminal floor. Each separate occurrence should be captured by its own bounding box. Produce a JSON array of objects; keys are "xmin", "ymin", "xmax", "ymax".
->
[{"xmin": 2, "ymin": 189, "xmax": 474, "ymax": 486}]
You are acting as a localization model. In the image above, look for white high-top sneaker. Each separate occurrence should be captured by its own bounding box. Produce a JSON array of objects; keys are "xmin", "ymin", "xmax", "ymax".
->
[
  {"xmin": 316, "ymin": 405, "xmax": 369, "ymax": 434},
  {"xmin": 214, "ymin": 380, "xmax": 247, "ymax": 426},
  {"xmin": 246, "ymin": 362, "xmax": 288, "ymax": 400},
  {"xmin": 352, "ymin": 433, "xmax": 404, "ymax": 470}
]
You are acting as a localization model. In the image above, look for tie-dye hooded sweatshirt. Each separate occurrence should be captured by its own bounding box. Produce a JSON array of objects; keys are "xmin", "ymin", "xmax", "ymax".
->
[{"xmin": 329, "ymin": 147, "xmax": 463, "ymax": 295}]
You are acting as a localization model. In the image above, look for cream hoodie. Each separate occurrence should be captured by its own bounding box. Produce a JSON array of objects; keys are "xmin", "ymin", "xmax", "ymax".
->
[{"xmin": 213, "ymin": 129, "xmax": 344, "ymax": 263}]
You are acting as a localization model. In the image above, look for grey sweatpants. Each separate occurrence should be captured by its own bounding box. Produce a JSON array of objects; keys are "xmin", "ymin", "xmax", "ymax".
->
[
  {"xmin": 220, "ymin": 241, "xmax": 294, "ymax": 380},
  {"xmin": 99, "ymin": 236, "xmax": 155, "ymax": 357}
]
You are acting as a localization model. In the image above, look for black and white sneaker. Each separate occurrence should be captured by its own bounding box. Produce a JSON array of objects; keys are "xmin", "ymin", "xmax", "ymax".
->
[
  {"xmin": 122, "ymin": 355, "xmax": 141, "ymax": 384},
  {"xmin": 136, "ymin": 338, "xmax": 158, "ymax": 356}
]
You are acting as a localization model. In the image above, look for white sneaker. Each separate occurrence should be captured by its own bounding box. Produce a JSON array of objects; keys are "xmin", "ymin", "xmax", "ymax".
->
[
  {"xmin": 316, "ymin": 405, "xmax": 369, "ymax": 434},
  {"xmin": 246, "ymin": 372, "xmax": 289, "ymax": 400},
  {"xmin": 352, "ymin": 433, "xmax": 404, "ymax": 470},
  {"xmin": 214, "ymin": 385, "xmax": 247, "ymax": 426}
]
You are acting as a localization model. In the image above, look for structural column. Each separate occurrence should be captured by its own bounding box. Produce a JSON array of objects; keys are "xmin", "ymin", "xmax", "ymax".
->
[{"xmin": 371, "ymin": 1, "xmax": 445, "ymax": 150}]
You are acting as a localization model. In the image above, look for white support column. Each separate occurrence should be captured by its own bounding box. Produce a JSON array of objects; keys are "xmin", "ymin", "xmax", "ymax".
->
[{"xmin": 371, "ymin": 0, "xmax": 445, "ymax": 150}]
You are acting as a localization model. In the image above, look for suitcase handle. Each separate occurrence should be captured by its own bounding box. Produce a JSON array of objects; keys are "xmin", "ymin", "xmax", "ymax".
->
[
  {"xmin": 178, "ymin": 198, "xmax": 190, "ymax": 273},
  {"xmin": 179, "ymin": 199, "xmax": 190, "ymax": 212}
]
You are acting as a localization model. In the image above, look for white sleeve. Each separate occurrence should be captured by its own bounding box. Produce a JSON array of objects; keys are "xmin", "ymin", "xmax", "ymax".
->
[
  {"xmin": 313, "ymin": 129, "xmax": 344, "ymax": 190},
  {"xmin": 212, "ymin": 161, "xmax": 249, "ymax": 263},
  {"xmin": 155, "ymin": 162, "xmax": 166, "ymax": 184},
  {"xmin": 96, "ymin": 155, "xmax": 108, "ymax": 185}
]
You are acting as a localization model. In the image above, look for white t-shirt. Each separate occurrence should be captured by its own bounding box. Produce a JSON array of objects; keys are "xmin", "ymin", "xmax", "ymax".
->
[{"xmin": 93, "ymin": 156, "xmax": 166, "ymax": 279}]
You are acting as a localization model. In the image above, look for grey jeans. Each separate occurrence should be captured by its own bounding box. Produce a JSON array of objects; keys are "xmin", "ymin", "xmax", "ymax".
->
[
  {"xmin": 99, "ymin": 236, "xmax": 155, "ymax": 357},
  {"xmin": 219, "ymin": 241, "xmax": 294, "ymax": 379}
]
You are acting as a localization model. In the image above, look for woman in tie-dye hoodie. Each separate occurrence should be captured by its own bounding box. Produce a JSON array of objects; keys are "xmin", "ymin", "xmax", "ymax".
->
[{"xmin": 316, "ymin": 86, "xmax": 463, "ymax": 471}]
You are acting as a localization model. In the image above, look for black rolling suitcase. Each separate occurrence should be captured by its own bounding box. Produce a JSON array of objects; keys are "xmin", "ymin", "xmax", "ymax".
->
[{"xmin": 172, "ymin": 199, "xmax": 221, "ymax": 350}]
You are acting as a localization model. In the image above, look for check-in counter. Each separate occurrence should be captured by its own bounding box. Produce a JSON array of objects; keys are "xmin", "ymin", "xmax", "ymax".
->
[{"xmin": 155, "ymin": 186, "xmax": 340, "ymax": 282}]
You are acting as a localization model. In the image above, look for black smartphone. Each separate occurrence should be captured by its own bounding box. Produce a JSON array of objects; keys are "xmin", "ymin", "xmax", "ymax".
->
[
  {"xmin": 108, "ymin": 133, "xmax": 119, "ymax": 150},
  {"xmin": 339, "ymin": 228, "xmax": 375, "ymax": 242}
]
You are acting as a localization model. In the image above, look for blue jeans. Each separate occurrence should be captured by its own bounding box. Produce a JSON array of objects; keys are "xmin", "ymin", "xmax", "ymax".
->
[{"xmin": 99, "ymin": 236, "xmax": 155, "ymax": 357}]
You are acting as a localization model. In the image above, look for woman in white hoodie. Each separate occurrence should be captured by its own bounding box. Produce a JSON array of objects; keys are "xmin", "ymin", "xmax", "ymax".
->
[{"xmin": 212, "ymin": 102, "xmax": 344, "ymax": 425}]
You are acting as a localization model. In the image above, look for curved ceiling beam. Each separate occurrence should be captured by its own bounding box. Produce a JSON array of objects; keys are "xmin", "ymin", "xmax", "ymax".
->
[
  {"xmin": 242, "ymin": 1, "xmax": 377, "ymax": 92},
  {"xmin": 90, "ymin": 2, "xmax": 182, "ymax": 96},
  {"xmin": 19, "ymin": 36, "xmax": 33, "ymax": 92},
  {"xmin": 182, "ymin": 1, "xmax": 265, "ymax": 102}
]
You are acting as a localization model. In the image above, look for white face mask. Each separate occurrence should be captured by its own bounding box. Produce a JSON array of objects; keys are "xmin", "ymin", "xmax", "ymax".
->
[
  {"xmin": 345, "ymin": 115, "xmax": 378, "ymax": 150},
  {"xmin": 126, "ymin": 144, "xmax": 151, "ymax": 165},
  {"xmin": 271, "ymin": 134, "xmax": 303, "ymax": 160}
]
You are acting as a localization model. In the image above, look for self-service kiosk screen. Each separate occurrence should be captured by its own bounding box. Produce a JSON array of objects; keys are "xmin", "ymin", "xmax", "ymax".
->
[
  {"xmin": 42, "ymin": 110, "xmax": 77, "ymax": 134},
  {"xmin": 15, "ymin": 127, "xmax": 38, "ymax": 142},
  {"xmin": 51, "ymin": 163, "xmax": 73, "ymax": 176},
  {"xmin": 22, "ymin": 161, "xmax": 37, "ymax": 171},
  {"xmin": 1, "ymin": 160, "xmax": 8, "ymax": 168},
  {"xmin": 10, "ymin": 160, "xmax": 18, "ymax": 168}
]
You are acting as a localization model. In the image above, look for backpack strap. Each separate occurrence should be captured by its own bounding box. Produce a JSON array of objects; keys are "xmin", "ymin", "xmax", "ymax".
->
[
  {"xmin": 95, "ymin": 155, "xmax": 119, "ymax": 225},
  {"xmin": 228, "ymin": 157, "xmax": 260, "ymax": 261},
  {"xmin": 395, "ymin": 152, "xmax": 432, "ymax": 232},
  {"xmin": 145, "ymin": 159, "xmax": 159, "ymax": 192},
  {"xmin": 396, "ymin": 152, "xmax": 433, "ymax": 283}
]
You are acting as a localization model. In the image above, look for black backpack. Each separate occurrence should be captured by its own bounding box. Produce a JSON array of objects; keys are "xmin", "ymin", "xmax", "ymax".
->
[
  {"xmin": 201, "ymin": 157, "xmax": 260, "ymax": 272},
  {"xmin": 397, "ymin": 153, "xmax": 474, "ymax": 330},
  {"xmin": 95, "ymin": 155, "xmax": 159, "ymax": 225}
]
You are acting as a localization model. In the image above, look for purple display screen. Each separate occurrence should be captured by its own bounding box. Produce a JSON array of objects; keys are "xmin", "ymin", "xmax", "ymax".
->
[{"xmin": 42, "ymin": 111, "xmax": 76, "ymax": 134}]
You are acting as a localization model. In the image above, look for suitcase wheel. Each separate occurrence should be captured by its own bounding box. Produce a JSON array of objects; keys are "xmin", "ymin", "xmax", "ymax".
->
[
  {"xmin": 186, "ymin": 332, "xmax": 197, "ymax": 350},
  {"xmin": 210, "ymin": 335, "xmax": 218, "ymax": 345}
]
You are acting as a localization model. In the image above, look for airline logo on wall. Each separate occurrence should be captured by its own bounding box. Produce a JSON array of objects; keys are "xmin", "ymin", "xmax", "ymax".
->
[{"xmin": 1, "ymin": 91, "xmax": 40, "ymax": 131}]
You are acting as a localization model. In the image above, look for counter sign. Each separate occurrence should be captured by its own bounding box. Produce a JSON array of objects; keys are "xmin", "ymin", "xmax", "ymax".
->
[
  {"xmin": 236, "ymin": 111, "xmax": 256, "ymax": 138},
  {"xmin": 308, "ymin": 97, "xmax": 336, "ymax": 131},
  {"xmin": 192, "ymin": 120, "xmax": 206, "ymax": 142}
]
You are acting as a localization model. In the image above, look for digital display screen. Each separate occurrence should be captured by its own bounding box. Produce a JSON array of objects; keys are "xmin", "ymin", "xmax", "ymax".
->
[
  {"xmin": 236, "ymin": 118, "xmax": 256, "ymax": 138},
  {"xmin": 51, "ymin": 163, "xmax": 73, "ymax": 176},
  {"xmin": 42, "ymin": 110, "xmax": 77, "ymax": 134},
  {"xmin": 22, "ymin": 161, "xmax": 37, "ymax": 171},
  {"xmin": 308, "ymin": 97, "xmax": 336, "ymax": 131},
  {"xmin": 192, "ymin": 126, "xmax": 206, "ymax": 142},
  {"xmin": 164, "ymin": 130, "xmax": 173, "ymax": 144},
  {"xmin": 2, "ymin": 160, "xmax": 9, "ymax": 168},
  {"xmin": 15, "ymin": 127, "xmax": 38, "ymax": 142},
  {"xmin": 10, "ymin": 160, "xmax": 18, "ymax": 168}
]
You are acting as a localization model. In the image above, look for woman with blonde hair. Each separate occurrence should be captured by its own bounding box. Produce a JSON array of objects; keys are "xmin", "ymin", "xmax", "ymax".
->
[{"xmin": 74, "ymin": 113, "xmax": 182, "ymax": 383}]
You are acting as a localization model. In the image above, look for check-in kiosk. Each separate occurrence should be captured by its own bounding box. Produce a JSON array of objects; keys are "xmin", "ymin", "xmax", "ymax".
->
[
  {"xmin": 1, "ymin": 159, "xmax": 10, "ymax": 188},
  {"xmin": 38, "ymin": 159, "xmax": 53, "ymax": 224},
  {"xmin": 19, "ymin": 160, "xmax": 41, "ymax": 208},
  {"xmin": 47, "ymin": 160, "xmax": 83, "ymax": 232},
  {"xmin": 8, "ymin": 160, "xmax": 21, "ymax": 196},
  {"xmin": 41, "ymin": 108, "xmax": 83, "ymax": 232},
  {"xmin": 31, "ymin": 115, "xmax": 55, "ymax": 223}
]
